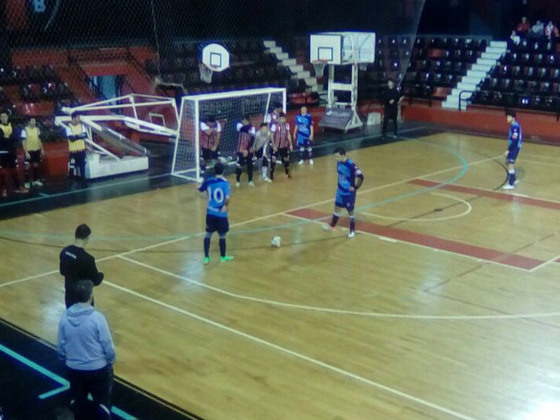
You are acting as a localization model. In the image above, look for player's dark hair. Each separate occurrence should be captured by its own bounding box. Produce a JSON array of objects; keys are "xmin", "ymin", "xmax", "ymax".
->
[
  {"xmin": 279, "ymin": 112, "xmax": 286, "ymax": 117},
  {"xmin": 506, "ymin": 110, "xmax": 517, "ymax": 118},
  {"xmin": 260, "ymin": 122, "xmax": 268, "ymax": 128},
  {"xmin": 214, "ymin": 161, "xmax": 225, "ymax": 175},
  {"xmin": 274, "ymin": 102, "xmax": 282, "ymax": 109},
  {"xmin": 75, "ymin": 224, "xmax": 91, "ymax": 240},
  {"xmin": 206, "ymin": 115, "xmax": 216, "ymax": 123},
  {"xmin": 71, "ymin": 111, "xmax": 80, "ymax": 119},
  {"xmin": 334, "ymin": 146, "xmax": 346, "ymax": 155},
  {"xmin": 74, "ymin": 280, "xmax": 94, "ymax": 303},
  {"xmin": 242, "ymin": 114, "xmax": 250, "ymax": 122}
]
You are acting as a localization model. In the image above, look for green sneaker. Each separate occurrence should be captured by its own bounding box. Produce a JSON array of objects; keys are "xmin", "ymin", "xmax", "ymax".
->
[
  {"xmin": 203, "ymin": 257, "xmax": 211, "ymax": 265},
  {"xmin": 220, "ymin": 256, "xmax": 234, "ymax": 262}
]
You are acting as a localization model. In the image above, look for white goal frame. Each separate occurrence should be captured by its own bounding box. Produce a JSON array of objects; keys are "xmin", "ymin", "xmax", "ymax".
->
[{"xmin": 172, "ymin": 87, "xmax": 287, "ymax": 182}]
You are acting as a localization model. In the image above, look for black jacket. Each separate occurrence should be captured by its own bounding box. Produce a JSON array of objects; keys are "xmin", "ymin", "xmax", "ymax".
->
[{"xmin": 60, "ymin": 245, "xmax": 104, "ymax": 292}]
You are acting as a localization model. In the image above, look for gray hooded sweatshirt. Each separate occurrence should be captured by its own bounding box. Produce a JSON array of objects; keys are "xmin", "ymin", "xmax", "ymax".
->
[{"xmin": 57, "ymin": 303, "xmax": 116, "ymax": 371}]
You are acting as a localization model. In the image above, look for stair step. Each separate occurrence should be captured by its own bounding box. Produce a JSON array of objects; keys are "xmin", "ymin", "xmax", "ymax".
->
[
  {"xmin": 282, "ymin": 58, "xmax": 296, "ymax": 66},
  {"xmin": 277, "ymin": 52, "xmax": 289, "ymax": 60},
  {"xmin": 263, "ymin": 40, "xmax": 276, "ymax": 48},
  {"xmin": 465, "ymin": 70, "xmax": 487, "ymax": 79},
  {"xmin": 290, "ymin": 64, "xmax": 304, "ymax": 73},
  {"xmin": 490, "ymin": 41, "xmax": 508, "ymax": 48},
  {"xmin": 269, "ymin": 47, "xmax": 283, "ymax": 54}
]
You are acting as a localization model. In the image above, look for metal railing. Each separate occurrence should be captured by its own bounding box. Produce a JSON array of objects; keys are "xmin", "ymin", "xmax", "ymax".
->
[{"xmin": 458, "ymin": 90, "xmax": 475, "ymax": 111}]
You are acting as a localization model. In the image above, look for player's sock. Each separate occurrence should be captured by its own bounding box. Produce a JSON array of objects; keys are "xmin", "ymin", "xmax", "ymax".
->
[
  {"xmin": 300, "ymin": 147, "xmax": 305, "ymax": 160},
  {"xmin": 349, "ymin": 216, "xmax": 356, "ymax": 232},
  {"xmin": 247, "ymin": 162, "xmax": 254, "ymax": 182},
  {"xmin": 331, "ymin": 213, "xmax": 340, "ymax": 227},
  {"xmin": 219, "ymin": 236, "xmax": 226, "ymax": 257},
  {"xmin": 283, "ymin": 160, "xmax": 290, "ymax": 174},
  {"xmin": 270, "ymin": 162, "xmax": 276, "ymax": 180},
  {"xmin": 235, "ymin": 167, "xmax": 242, "ymax": 183},
  {"xmin": 307, "ymin": 147, "xmax": 313, "ymax": 160},
  {"xmin": 204, "ymin": 234, "xmax": 211, "ymax": 258},
  {"xmin": 508, "ymin": 169, "xmax": 516, "ymax": 186}
]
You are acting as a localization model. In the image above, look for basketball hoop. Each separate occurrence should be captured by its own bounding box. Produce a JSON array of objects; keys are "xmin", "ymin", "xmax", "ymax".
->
[
  {"xmin": 312, "ymin": 60, "xmax": 328, "ymax": 77},
  {"xmin": 199, "ymin": 63, "xmax": 215, "ymax": 84}
]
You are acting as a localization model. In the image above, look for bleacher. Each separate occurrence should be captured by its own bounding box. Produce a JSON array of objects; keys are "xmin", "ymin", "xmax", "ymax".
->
[
  {"xmin": 403, "ymin": 36, "xmax": 486, "ymax": 103},
  {"xmin": 145, "ymin": 39, "xmax": 294, "ymax": 96},
  {"xmin": 471, "ymin": 38, "xmax": 560, "ymax": 114}
]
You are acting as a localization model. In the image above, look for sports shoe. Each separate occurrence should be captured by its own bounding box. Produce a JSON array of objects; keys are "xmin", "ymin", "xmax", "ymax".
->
[
  {"xmin": 24, "ymin": 182, "xmax": 30, "ymax": 189},
  {"xmin": 263, "ymin": 177, "xmax": 272, "ymax": 183},
  {"xmin": 235, "ymin": 182, "xmax": 240, "ymax": 188},
  {"xmin": 322, "ymin": 224, "xmax": 336, "ymax": 232},
  {"xmin": 248, "ymin": 181, "xmax": 255, "ymax": 187},
  {"xmin": 285, "ymin": 173, "xmax": 292, "ymax": 179},
  {"xmin": 348, "ymin": 230, "xmax": 356, "ymax": 238},
  {"xmin": 203, "ymin": 257, "xmax": 210, "ymax": 265},
  {"xmin": 502, "ymin": 184, "xmax": 514, "ymax": 190},
  {"xmin": 309, "ymin": 159, "xmax": 314, "ymax": 165},
  {"xmin": 298, "ymin": 160, "xmax": 304, "ymax": 165},
  {"xmin": 220, "ymin": 256, "xmax": 234, "ymax": 262},
  {"xmin": 33, "ymin": 180, "xmax": 43, "ymax": 186}
]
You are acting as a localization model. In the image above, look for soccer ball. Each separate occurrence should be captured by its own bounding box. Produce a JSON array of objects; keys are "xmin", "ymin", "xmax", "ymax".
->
[{"xmin": 271, "ymin": 236, "xmax": 282, "ymax": 248}]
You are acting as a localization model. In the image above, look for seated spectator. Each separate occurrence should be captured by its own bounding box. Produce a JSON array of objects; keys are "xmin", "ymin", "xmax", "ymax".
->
[
  {"xmin": 545, "ymin": 21, "xmax": 559, "ymax": 40},
  {"xmin": 530, "ymin": 20, "xmax": 545, "ymax": 38},
  {"xmin": 516, "ymin": 16, "xmax": 531, "ymax": 36},
  {"xmin": 510, "ymin": 31, "xmax": 521, "ymax": 47}
]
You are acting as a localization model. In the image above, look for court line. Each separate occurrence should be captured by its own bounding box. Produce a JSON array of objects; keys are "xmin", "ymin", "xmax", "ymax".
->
[
  {"xmin": 117, "ymin": 254, "xmax": 560, "ymax": 321},
  {"xmin": 0, "ymin": 153, "xmax": 501, "ymax": 288},
  {"xmin": 103, "ymin": 279, "xmax": 476, "ymax": 420},
  {"xmin": 362, "ymin": 192, "xmax": 473, "ymax": 223}
]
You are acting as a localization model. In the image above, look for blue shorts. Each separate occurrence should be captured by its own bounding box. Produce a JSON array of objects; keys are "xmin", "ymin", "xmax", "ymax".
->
[
  {"xmin": 206, "ymin": 214, "xmax": 229, "ymax": 234},
  {"xmin": 297, "ymin": 136, "xmax": 311, "ymax": 148},
  {"xmin": 335, "ymin": 190, "xmax": 356, "ymax": 211},
  {"xmin": 507, "ymin": 149, "xmax": 520, "ymax": 164}
]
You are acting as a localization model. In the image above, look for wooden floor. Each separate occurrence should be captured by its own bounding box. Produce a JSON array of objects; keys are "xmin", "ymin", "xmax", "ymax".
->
[{"xmin": 3, "ymin": 131, "xmax": 560, "ymax": 419}]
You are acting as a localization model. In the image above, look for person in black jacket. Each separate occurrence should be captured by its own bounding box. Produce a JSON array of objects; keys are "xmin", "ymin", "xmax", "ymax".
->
[
  {"xmin": 60, "ymin": 224, "xmax": 104, "ymax": 308},
  {"xmin": 0, "ymin": 111, "xmax": 27, "ymax": 197},
  {"xmin": 382, "ymin": 79, "xmax": 402, "ymax": 139}
]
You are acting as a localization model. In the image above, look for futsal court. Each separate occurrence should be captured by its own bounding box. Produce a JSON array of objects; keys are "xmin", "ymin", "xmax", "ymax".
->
[{"xmin": 2, "ymin": 126, "xmax": 560, "ymax": 419}]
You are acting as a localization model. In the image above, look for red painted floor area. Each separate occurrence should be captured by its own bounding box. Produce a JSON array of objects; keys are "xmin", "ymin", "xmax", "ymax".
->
[
  {"xmin": 288, "ymin": 208, "xmax": 544, "ymax": 270},
  {"xmin": 410, "ymin": 179, "xmax": 560, "ymax": 211}
]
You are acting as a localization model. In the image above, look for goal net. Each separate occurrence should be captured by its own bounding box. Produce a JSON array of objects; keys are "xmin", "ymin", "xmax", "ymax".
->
[{"xmin": 172, "ymin": 87, "xmax": 286, "ymax": 181}]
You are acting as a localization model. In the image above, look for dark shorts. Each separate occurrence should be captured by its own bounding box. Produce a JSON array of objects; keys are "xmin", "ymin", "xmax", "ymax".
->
[
  {"xmin": 507, "ymin": 149, "xmax": 520, "ymax": 164},
  {"xmin": 272, "ymin": 148, "xmax": 290, "ymax": 161},
  {"xmin": 0, "ymin": 152, "xmax": 17, "ymax": 168},
  {"xmin": 236, "ymin": 152, "xmax": 253, "ymax": 167},
  {"xmin": 297, "ymin": 137, "xmax": 311, "ymax": 148},
  {"xmin": 206, "ymin": 214, "xmax": 229, "ymax": 234},
  {"xmin": 27, "ymin": 150, "xmax": 41, "ymax": 164},
  {"xmin": 201, "ymin": 148, "xmax": 218, "ymax": 162},
  {"xmin": 335, "ymin": 190, "xmax": 356, "ymax": 211},
  {"xmin": 255, "ymin": 148, "xmax": 268, "ymax": 160}
]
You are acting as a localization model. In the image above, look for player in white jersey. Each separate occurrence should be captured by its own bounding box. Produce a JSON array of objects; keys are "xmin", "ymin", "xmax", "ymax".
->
[{"xmin": 253, "ymin": 122, "xmax": 272, "ymax": 183}]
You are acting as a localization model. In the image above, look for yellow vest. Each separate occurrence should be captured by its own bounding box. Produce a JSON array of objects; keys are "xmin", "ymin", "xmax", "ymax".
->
[
  {"xmin": 0, "ymin": 123, "xmax": 13, "ymax": 139},
  {"xmin": 24, "ymin": 127, "xmax": 41, "ymax": 151},
  {"xmin": 68, "ymin": 123, "xmax": 86, "ymax": 152}
]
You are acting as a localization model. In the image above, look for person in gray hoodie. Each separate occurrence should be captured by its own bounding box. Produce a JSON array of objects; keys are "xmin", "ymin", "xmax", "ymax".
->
[{"xmin": 57, "ymin": 280, "xmax": 115, "ymax": 420}]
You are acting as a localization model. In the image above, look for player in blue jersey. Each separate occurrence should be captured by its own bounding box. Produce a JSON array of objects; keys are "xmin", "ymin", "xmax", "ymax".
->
[
  {"xmin": 324, "ymin": 147, "xmax": 364, "ymax": 238},
  {"xmin": 198, "ymin": 162, "xmax": 234, "ymax": 264},
  {"xmin": 294, "ymin": 106, "xmax": 314, "ymax": 165},
  {"xmin": 503, "ymin": 111, "xmax": 522, "ymax": 190}
]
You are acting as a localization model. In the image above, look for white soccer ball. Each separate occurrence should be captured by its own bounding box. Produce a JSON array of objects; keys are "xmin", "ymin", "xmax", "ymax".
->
[{"xmin": 271, "ymin": 236, "xmax": 282, "ymax": 248}]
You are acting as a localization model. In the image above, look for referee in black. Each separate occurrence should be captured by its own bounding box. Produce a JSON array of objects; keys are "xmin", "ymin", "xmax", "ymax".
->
[
  {"xmin": 60, "ymin": 224, "xmax": 104, "ymax": 308},
  {"xmin": 382, "ymin": 79, "xmax": 402, "ymax": 139}
]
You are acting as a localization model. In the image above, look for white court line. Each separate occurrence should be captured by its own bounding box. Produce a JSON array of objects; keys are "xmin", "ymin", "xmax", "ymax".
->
[
  {"xmin": 528, "ymin": 251, "xmax": 560, "ymax": 273},
  {"xmin": 0, "ymin": 153, "xmax": 503, "ymax": 289},
  {"xmin": 118, "ymin": 254, "xmax": 560, "ymax": 321},
  {"xmin": 103, "ymin": 279, "xmax": 476, "ymax": 420},
  {"xmin": 362, "ymin": 192, "xmax": 473, "ymax": 223},
  {"xmin": 282, "ymin": 212, "xmax": 533, "ymax": 273}
]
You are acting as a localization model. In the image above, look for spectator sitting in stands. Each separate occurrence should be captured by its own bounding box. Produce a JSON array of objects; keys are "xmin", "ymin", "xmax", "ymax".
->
[
  {"xmin": 510, "ymin": 31, "xmax": 521, "ymax": 47},
  {"xmin": 516, "ymin": 16, "xmax": 531, "ymax": 36},
  {"xmin": 545, "ymin": 21, "xmax": 559, "ymax": 40},
  {"xmin": 530, "ymin": 20, "xmax": 545, "ymax": 38}
]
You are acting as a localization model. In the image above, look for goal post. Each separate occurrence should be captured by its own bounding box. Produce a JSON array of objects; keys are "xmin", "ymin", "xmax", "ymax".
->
[{"xmin": 172, "ymin": 87, "xmax": 287, "ymax": 182}]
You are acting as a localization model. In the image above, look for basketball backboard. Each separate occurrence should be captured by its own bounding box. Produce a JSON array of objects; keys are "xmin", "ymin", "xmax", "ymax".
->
[
  {"xmin": 201, "ymin": 43, "xmax": 230, "ymax": 72},
  {"xmin": 310, "ymin": 32, "xmax": 375, "ymax": 65}
]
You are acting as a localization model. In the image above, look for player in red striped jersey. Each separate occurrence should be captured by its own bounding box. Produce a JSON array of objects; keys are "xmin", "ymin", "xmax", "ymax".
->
[
  {"xmin": 199, "ymin": 115, "xmax": 221, "ymax": 176},
  {"xmin": 270, "ymin": 112, "xmax": 293, "ymax": 180},
  {"xmin": 235, "ymin": 115, "xmax": 256, "ymax": 187}
]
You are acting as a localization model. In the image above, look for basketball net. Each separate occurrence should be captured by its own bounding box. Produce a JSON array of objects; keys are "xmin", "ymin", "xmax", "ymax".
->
[
  {"xmin": 199, "ymin": 63, "xmax": 214, "ymax": 84},
  {"xmin": 312, "ymin": 60, "xmax": 328, "ymax": 77}
]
